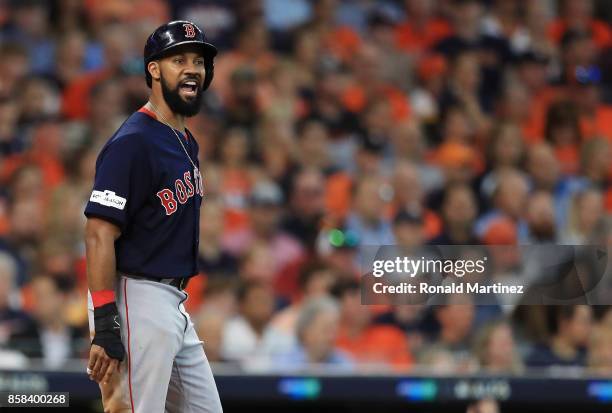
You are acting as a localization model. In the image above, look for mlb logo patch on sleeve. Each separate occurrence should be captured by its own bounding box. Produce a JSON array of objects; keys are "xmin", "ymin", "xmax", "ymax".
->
[{"xmin": 90, "ymin": 190, "xmax": 127, "ymax": 210}]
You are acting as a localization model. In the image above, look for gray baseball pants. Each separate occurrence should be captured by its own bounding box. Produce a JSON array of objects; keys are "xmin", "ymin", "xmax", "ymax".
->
[{"xmin": 88, "ymin": 275, "xmax": 223, "ymax": 413}]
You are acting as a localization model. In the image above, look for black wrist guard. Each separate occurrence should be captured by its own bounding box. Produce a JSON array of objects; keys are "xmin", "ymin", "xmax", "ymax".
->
[{"xmin": 92, "ymin": 303, "xmax": 125, "ymax": 361}]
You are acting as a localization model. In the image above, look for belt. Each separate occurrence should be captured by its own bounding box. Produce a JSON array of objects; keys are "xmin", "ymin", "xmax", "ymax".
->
[{"xmin": 121, "ymin": 273, "xmax": 191, "ymax": 290}]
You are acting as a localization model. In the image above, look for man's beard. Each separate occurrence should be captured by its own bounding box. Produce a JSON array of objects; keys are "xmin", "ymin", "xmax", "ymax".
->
[{"xmin": 160, "ymin": 73, "xmax": 203, "ymax": 117}]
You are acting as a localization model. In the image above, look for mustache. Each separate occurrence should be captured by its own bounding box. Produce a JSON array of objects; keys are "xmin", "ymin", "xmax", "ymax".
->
[{"xmin": 179, "ymin": 76, "xmax": 202, "ymax": 84}]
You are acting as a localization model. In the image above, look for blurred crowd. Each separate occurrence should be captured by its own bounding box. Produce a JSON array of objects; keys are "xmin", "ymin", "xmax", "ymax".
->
[{"xmin": 0, "ymin": 0, "xmax": 612, "ymax": 376}]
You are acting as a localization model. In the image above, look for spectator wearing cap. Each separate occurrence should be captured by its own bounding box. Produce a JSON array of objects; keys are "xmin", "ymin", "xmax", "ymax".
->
[
  {"xmin": 273, "ymin": 296, "xmax": 353, "ymax": 370},
  {"xmin": 426, "ymin": 141, "xmax": 480, "ymax": 212},
  {"xmin": 333, "ymin": 279, "xmax": 413, "ymax": 370},
  {"xmin": 392, "ymin": 208, "xmax": 424, "ymax": 248},
  {"xmin": 224, "ymin": 180, "xmax": 304, "ymax": 275},
  {"xmin": 8, "ymin": 274, "xmax": 86, "ymax": 368},
  {"xmin": 526, "ymin": 305, "xmax": 592, "ymax": 368},
  {"xmin": 435, "ymin": 0, "xmax": 512, "ymax": 107},
  {"xmin": 429, "ymin": 184, "xmax": 479, "ymax": 245},
  {"xmin": 512, "ymin": 50, "xmax": 557, "ymax": 143}
]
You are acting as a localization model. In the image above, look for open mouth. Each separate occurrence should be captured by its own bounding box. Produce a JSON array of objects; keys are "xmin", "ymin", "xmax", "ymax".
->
[{"xmin": 179, "ymin": 80, "xmax": 199, "ymax": 97}]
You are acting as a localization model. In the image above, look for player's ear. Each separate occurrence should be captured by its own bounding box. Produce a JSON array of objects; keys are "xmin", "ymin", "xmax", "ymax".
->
[{"xmin": 148, "ymin": 61, "xmax": 161, "ymax": 83}]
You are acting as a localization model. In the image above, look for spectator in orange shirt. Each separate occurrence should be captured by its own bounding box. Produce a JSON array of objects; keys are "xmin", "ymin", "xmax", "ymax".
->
[
  {"xmin": 548, "ymin": 0, "xmax": 612, "ymax": 50},
  {"xmin": 342, "ymin": 43, "xmax": 411, "ymax": 123},
  {"xmin": 390, "ymin": 161, "xmax": 442, "ymax": 240},
  {"xmin": 210, "ymin": 21, "xmax": 277, "ymax": 105},
  {"xmin": 298, "ymin": 0, "xmax": 361, "ymax": 64},
  {"xmin": 333, "ymin": 279, "xmax": 413, "ymax": 369},
  {"xmin": 567, "ymin": 66, "xmax": 612, "ymax": 141},
  {"xmin": 395, "ymin": 0, "xmax": 452, "ymax": 55},
  {"xmin": 544, "ymin": 100, "xmax": 582, "ymax": 175},
  {"xmin": 511, "ymin": 51, "xmax": 557, "ymax": 143},
  {"xmin": 61, "ymin": 23, "xmax": 132, "ymax": 119},
  {"xmin": 216, "ymin": 127, "xmax": 256, "ymax": 233}
]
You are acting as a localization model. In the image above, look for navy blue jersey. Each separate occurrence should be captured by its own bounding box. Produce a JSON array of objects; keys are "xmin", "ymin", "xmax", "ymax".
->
[{"xmin": 85, "ymin": 108, "xmax": 203, "ymax": 278}]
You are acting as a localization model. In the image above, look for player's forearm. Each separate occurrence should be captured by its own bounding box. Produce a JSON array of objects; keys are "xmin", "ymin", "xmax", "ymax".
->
[{"xmin": 85, "ymin": 218, "xmax": 120, "ymax": 293}]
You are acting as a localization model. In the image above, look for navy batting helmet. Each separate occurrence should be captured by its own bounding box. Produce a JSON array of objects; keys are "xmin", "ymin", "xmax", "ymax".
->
[{"xmin": 144, "ymin": 20, "xmax": 217, "ymax": 90}]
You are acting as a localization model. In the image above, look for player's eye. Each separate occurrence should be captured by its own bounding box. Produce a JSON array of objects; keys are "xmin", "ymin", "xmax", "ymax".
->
[
  {"xmin": 194, "ymin": 59, "xmax": 204, "ymax": 66},
  {"xmin": 174, "ymin": 57, "xmax": 184, "ymax": 64}
]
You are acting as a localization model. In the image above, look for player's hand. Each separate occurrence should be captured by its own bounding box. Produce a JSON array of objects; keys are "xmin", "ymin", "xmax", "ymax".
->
[
  {"xmin": 88, "ymin": 344, "xmax": 120, "ymax": 384},
  {"xmin": 90, "ymin": 302, "xmax": 125, "ymax": 383}
]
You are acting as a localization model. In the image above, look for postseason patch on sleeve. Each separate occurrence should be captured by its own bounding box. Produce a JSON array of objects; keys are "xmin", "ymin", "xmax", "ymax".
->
[{"xmin": 89, "ymin": 190, "xmax": 127, "ymax": 210}]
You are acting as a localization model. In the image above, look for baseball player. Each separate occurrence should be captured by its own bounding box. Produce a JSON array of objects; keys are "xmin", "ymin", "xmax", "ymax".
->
[{"xmin": 84, "ymin": 21, "xmax": 222, "ymax": 413}]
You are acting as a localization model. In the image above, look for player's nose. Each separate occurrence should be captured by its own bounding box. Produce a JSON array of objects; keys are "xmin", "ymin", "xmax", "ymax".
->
[{"xmin": 183, "ymin": 60, "xmax": 202, "ymax": 76}]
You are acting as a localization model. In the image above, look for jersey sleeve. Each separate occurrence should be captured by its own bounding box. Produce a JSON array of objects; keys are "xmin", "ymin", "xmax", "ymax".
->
[{"xmin": 84, "ymin": 133, "xmax": 152, "ymax": 230}]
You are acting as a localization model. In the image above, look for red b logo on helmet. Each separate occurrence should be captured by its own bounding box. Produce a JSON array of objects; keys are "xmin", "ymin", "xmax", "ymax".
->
[{"xmin": 183, "ymin": 23, "xmax": 196, "ymax": 38}]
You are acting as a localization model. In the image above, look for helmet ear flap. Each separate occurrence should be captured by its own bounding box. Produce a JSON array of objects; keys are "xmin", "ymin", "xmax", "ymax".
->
[{"xmin": 202, "ymin": 60, "xmax": 214, "ymax": 91}]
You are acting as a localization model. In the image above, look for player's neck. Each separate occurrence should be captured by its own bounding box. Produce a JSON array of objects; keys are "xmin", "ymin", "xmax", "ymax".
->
[{"xmin": 146, "ymin": 96, "xmax": 186, "ymax": 133}]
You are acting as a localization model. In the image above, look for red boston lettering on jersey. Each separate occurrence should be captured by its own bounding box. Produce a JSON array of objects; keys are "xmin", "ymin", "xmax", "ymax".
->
[
  {"xmin": 175, "ymin": 179, "xmax": 188, "ymax": 204},
  {"xmin": 157, "ymin": 189, "xmax": 177, "ymax": 215},
  {"xmin": 184, "ymin": 171, "xmax": 195, "ymax": 197},
  {"xmin": 183, "ymin": 24, "xmax": 196, "ymax": 38},
  {"xmin": 193, "ymin": 168, "xmax": 203, "ymax": 195}
]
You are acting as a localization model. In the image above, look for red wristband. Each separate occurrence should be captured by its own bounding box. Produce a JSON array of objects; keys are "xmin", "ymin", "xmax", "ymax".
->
[{"xmin": 91, "ymin": 290, "xmax": 115, "ymax": 308}]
